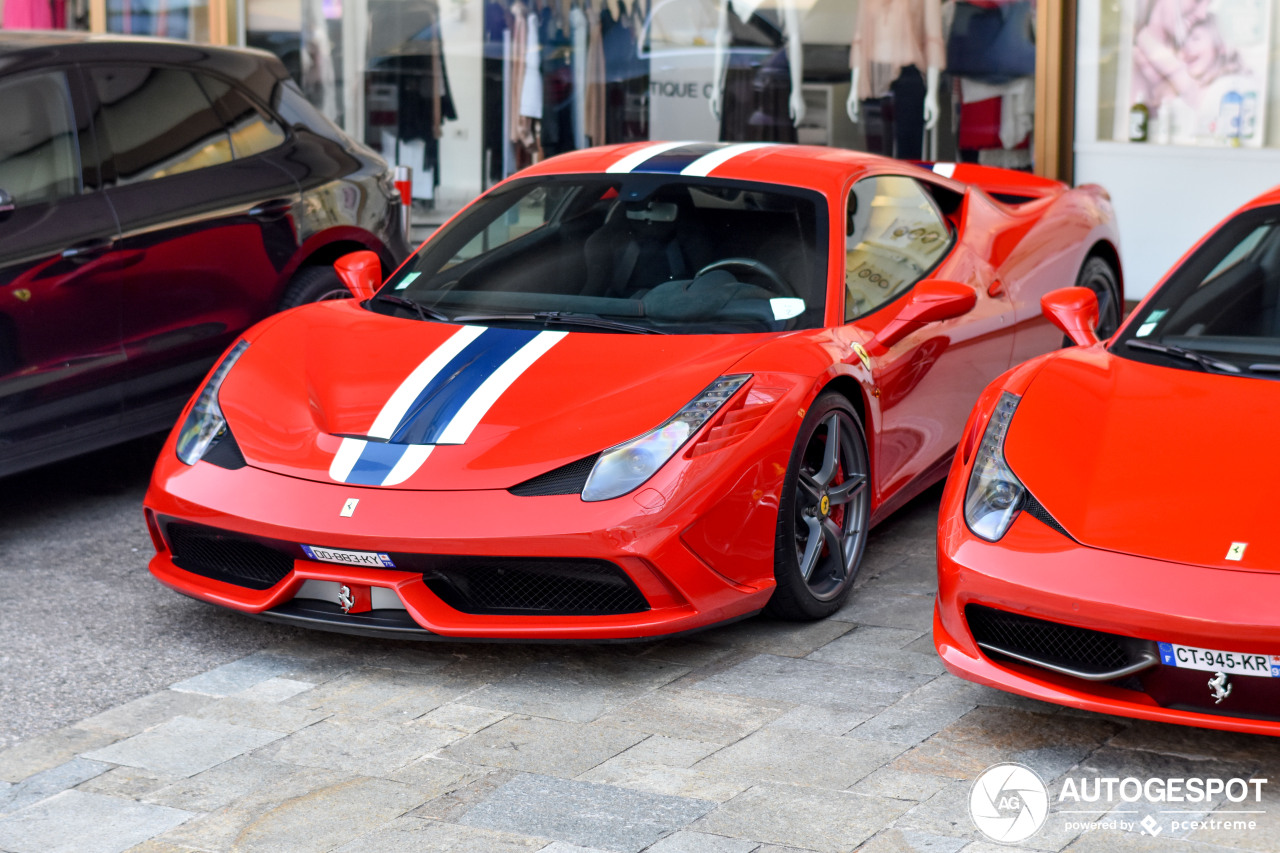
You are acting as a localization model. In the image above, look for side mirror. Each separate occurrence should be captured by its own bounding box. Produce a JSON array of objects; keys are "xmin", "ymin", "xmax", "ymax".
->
[
  {"xmin": 334, "ymin": 250, "xmax": 382, "ymax": 301},
  {"xmin": 1041, "ymin": 286, "xmax": 1100, "ymax": 347},
  {"xmin": 0, "ymin": 188, "xmax": 14, "ymax": 217},
  {"xmin": 868, "ymin": 280, "xmax": 977, "ymax": 353}
]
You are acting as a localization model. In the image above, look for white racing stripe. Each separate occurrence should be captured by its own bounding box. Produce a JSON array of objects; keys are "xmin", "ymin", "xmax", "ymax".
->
[
  {"xmin": 435, "ymin": 331, "xmax": 568, "ymax": 445},
  {"xmin": 367, "ymin": 325, "xmax": 486, "ymax": 438},
  {"xmin": 327, "ymin": 325, "xmax": 484, "ymax": 483},
  {"xmin": 606, "ymin": 141, "xmax": 698, "ymax": 173},
  {"xmin": 680, "ymin": 142, "xmax": 776, "ymax": 177},
  {"xmin": 932, "ymin": 163, "xmax": 957, "ymax": 178}
]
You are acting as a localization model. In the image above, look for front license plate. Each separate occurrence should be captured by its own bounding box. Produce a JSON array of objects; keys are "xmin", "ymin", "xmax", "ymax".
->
[
  {"xmin": 1158, "ymin": 642, "xmax": 1280, "ymax": 677},
  {"xmin": 301, "ymin": 544, "xmax": 396, "ymax": 569}
]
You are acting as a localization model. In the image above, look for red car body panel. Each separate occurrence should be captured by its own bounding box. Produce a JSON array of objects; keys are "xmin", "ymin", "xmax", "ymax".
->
[
  {"xmin": 145, "ymin": 143, "xmax": 1120, "ymax": 640},
  {"xmin": 936, "ymin": 187, "xmax": 1280, "ymax": 734}
]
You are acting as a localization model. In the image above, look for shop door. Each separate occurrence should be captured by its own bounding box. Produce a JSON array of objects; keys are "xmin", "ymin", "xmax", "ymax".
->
[
  {"xmin": 0, "ymin": 69, "xmax": 127, "ymax": 468},
  {"xmin": 87, "ymin": 64, "xmax": 300, "ymax": 420}
]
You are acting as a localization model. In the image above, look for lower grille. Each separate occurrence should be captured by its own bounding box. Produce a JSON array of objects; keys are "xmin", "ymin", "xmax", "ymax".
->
[
  {"xmin": 966, "ymin": 605, "xmax": 1157, "ymax": 681},
  {"xmin": 166, "ymin": 523, "xmax": 295, "ymax": 590},
  {"xmin": 423, "ymin": 557, "xmax": 649, "ymax": 615}
]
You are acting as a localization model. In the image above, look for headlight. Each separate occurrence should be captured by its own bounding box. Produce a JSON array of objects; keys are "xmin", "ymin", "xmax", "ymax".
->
[
  {"xmin": 581, "ymin": 374, "xmax": 750, "ymax": 502},
  {"xmin": 963, "ymin": 392, "xmax": 1025, "ymax": 541},
  {"xmin": 175, "ymin": 340, "xmax": 249, "ymax": 465}
]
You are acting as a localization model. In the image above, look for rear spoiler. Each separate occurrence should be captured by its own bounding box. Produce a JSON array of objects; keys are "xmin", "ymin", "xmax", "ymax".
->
[{"xmin": 914, "ymin": 161, "xmax": 1069, "ymax": 206}]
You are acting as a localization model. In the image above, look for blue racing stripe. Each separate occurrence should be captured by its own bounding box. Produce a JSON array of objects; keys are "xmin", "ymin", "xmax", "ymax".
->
[
  {"xmin": 346, "ymin": 441, "xmax": 409, "ymax": 486},
  {"xmin": 630, "ymin": 143, "xmax": 725, "ymax": 174},
  {"xmin": 387, "ymin": 326, "xmax": 538, "ymax": 445}
]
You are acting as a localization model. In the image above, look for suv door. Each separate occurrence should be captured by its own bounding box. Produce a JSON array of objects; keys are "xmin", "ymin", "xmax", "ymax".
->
[
  {"xmin": 0, "ymin": 67, "xmax": 128, "ymax": 474},
  {"xmin": 86, "ymin": 64, "xmax": 301, "ymax": 421}
]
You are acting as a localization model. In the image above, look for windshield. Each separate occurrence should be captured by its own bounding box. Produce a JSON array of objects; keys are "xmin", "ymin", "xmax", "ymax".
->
[
  {"xmin": 1113, "ymin": 205, "xmax": 1280, "ymax": 378},
  {"xmin": 375, "ymin": 175, "xmax": 828, "ymax": 334}
]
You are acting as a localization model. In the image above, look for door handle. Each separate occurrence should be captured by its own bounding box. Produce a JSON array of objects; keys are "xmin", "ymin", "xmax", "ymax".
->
[
  {"xmin": 61, "ymin": 238, "xmax": 115, "ymax": 263},
  {"xmin": 248, "ymin": 199, "xmax": 294, "ymax": 221}
]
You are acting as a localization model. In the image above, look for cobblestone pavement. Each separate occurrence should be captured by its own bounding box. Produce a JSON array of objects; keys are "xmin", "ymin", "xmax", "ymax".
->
[{"xmin": 1, "ymin": 483, "xmax": 1277, "ymax": 853}]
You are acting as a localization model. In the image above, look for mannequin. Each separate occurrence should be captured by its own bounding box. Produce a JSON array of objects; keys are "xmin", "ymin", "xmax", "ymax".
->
[
  {"xmin": 709, "ymin": 0, "xmax": 805, "ymax": 140},
  {"xmin": 845, "ymin": 0, "xmax": 945, "ymax": 159}
]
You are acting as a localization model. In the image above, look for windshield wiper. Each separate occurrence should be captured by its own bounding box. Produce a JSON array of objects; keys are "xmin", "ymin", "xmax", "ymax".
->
[
  {"xmin": 1125, "ymin": 339, "xmax": 1242, "ymax": 374},
  {"xmin": 1246, "ymin": 363, "xmax": 1280, "ymax": 373},
  {"xmin": 371, "ymin": 293, "xmax": 453, "ymax": 323},
  {"xmin": 449, "ymin": 311, "xmax": 659, "ymax": 335}
]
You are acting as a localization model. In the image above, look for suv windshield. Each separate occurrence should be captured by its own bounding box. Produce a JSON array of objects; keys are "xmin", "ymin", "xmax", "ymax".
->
[
  {"xmin": 376, "ymin": 175, "xmax": 827, "ymax": 334},
  {"xmin": 1113, "ymin": 205, "xmax": 1280, "ymax": 378}
]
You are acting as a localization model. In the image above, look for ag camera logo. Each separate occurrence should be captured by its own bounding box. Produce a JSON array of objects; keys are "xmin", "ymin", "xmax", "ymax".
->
[{"xmin": 969, "ymin": 762, "xmax": 1050, "ymax": 843}]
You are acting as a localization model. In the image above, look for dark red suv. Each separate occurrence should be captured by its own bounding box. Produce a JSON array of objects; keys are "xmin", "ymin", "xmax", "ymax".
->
[{"xmin": 0, "ymin": 33, "xmax": 411, "ymax": 477}]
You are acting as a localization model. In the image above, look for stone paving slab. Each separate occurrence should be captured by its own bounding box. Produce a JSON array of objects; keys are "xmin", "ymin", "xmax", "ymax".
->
[{"xmin": 0, "ymin": 789, "xmax": 192, "ymax": 853}]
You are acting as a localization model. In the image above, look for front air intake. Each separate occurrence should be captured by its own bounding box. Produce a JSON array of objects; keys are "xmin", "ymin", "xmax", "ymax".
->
[
  {"xmin": 166, "ymin": 523, "xmax": 295, "ymax": 590},
  {"xmin": 965, "ymin": 605, "xmax": 1157, "ymax": 681},
  {"xmin": 422, "ymin": 557, "xmax": 649, "ymax": 615}
]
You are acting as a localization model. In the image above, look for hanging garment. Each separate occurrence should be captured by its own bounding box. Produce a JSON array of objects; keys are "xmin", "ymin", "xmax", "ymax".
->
[
  {"xmin": 719, "ymin": 2, "xmax": 795, "ymax": 143},
  {"xmin": 850, "ymin": 0, "xmax": 946, "ymax": 100},
  {"xmin": 584, "ymin": 0, "xmax": 607, "ymax": 146},
  {"xmin": 960, "ymin": 76, "xmax": 1034, "ymax": 149},
  {"xmin": 484, "ymin": 1, "xmax": 510, "ymax": 180},
  {"xmin": 860, "ymin": 64, "xmax": 927, "ymax": 158},
  {"xmin": 391, "ymin": 9, "xmax": 457, "ymax": 198},
  {"xmin": 946, "ymin": 1, "xmax": 1035, "ymax": 84},
  {"xmin": 508, "ymin": 1, "xmax": 530, "ymax": 145},
  {"xmin": 571, "ymin": 3, "xmax": 589, "ymax": 149},
  {"xmin": 540, "ymin": 6, "xmax": 576, "ymax": 156}
]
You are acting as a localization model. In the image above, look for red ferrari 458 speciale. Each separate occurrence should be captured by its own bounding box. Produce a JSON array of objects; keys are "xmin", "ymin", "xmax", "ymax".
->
[
  {"xmin": 936, "ymin": 187, "xmax": 1280, "ymax": 735},
  {"xmin": 144, "ymin": 141, "xmax": 1119, "ymax": 641}
]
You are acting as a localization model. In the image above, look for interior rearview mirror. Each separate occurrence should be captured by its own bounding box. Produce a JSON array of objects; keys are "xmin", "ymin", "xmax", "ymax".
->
[
  {"xmin": 868, "ymin": 280, "xmax": 977, "ymax": 353},
  {"xmin": 1041, "ymin": 286, "xmax": 1100, "ymax": 347},
  {"xmin": 334, "ymin": 250, "xmax": 382, "ymax": 301}
]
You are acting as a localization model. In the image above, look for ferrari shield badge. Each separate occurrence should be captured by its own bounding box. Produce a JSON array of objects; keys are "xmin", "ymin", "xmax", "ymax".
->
[
  {"xmin": 1209, "ymin": 671, "xmax": 1232, "ymax": 704},
  {"xmin": 340, "ymin": 498, "xmax": 359, "ymax": 517},
  {"xmin": 852, "ymin": 342, "xmax": 873, "ymax": 371}
]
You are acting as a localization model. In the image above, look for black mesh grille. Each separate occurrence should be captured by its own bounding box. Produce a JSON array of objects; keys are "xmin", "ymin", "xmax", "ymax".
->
[
  {"xmin": 966, "ymin": 605, "xmax": 1136, "ymax": 675},
  {"xmin": 1022, "ymin": 492, "xmax": 1071, "ymax": 538},
  {"xmin": 509, "ymin": 454, "xmax": 600, "ymax": 497},
  {"xmin": 423, "ymin": 557, "xmax": 649, "ymax": 615},
  {"xmin": 166, "ymin": 523, "xmax": 295, "ymax": 590}
]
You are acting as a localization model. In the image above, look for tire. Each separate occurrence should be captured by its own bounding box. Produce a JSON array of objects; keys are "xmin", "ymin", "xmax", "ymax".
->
[
  {"xmin": 767, "ymin": 393, "xmax": 871, "ymax": 621},
  {"xmin": 277, "ymin": 265, "xmax": 351, "ymax": 311},
  {"xmin": 1072, "ymin": 256, "xmax": 1122, "ymax": 343}
]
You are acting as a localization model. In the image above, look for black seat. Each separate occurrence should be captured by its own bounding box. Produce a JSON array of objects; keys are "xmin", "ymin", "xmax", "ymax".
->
[{"xmin": 582, "ymin": 190, "xmax": 713, "ymax": 298}]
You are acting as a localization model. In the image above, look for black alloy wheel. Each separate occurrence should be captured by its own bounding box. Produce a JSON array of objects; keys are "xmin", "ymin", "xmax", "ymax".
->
[
  {"xmin": 768, "ymin": 393, "xmax": 871, "ymax": 620},
  {"xmin": 1074, "ymin": 256, "xmax": 1122, "ymax": 342},
  {"xmin": 278, "ymin": 265, "xmax": 352, "ymax": 310}
]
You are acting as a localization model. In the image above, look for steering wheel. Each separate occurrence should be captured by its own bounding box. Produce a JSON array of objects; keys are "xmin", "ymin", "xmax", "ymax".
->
[{"xmin": 696, "ymin": 257, "xmax": 796, "ymax": 297}]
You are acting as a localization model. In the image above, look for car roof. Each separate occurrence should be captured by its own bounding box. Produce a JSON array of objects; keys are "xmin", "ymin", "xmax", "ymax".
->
[
  {"xmin": 515, "ymin": 142, "xmax": 941, "ymax": 197},
  {"xmin": 0, "ymin": 32, "xmax": 288, "ymax": 100}
]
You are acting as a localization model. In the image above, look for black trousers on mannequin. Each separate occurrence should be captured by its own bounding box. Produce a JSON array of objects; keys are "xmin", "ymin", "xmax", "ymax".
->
[{"xmin": 861, "ymin": 64, "xmax": 926, "ymax": 159}]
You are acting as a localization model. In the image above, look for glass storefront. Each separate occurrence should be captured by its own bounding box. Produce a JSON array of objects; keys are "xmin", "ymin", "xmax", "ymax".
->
[{"xmin": 16, "ymin": 0, "xmax": 1056, "ymax": 209}]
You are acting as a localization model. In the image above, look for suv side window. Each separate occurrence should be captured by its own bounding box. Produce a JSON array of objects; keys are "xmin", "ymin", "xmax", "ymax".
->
[
  {"xmin": 0, "ymin": 71, "xmax": 81, "ymax": 206},
  {"xmin": 196, "ymin": 74, "xmax": 287, "ymax": 159},
  {"xmin": 844, "ymin": 175, "xmax": 953, "ymax": 321},
  {"xmin": 89, "ymin": 65, "xmax": 233, "ymax": 184}
]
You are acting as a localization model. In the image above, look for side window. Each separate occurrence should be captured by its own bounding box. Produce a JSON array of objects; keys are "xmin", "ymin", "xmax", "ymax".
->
[
  {"xmin": 197, "ymin": 74, "xmax": 287, "ymax": 159},
  {"xmin": 844, "ymin": 175, "xmax": 953, "ymax": 321},
  {"xmin": 0, "ymin": 71, "xmax": 81, "ymax": 207},
  {"xmin": 89, "ymin": 66, "xmax": 233, "ymax": 184}
]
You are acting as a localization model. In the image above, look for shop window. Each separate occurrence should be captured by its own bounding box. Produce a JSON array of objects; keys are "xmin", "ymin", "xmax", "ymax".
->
[
  {"xmin": 1093, "ymin": 0, "xmax": 1274, "ymax": 147},
  {"xmin": 197, "ymin": 74, "xmax": 288, "ymax": 159},
  {"xmin": 844, "ymin": 175, "xmax": 952, "ymax": 321},
  {"xmin": 0, "ymin": 72, "xmax": 81, "ymax": 207},
  {"xmin": 90, "ymin": 66, "xmax": 234, "ymax": 183}
]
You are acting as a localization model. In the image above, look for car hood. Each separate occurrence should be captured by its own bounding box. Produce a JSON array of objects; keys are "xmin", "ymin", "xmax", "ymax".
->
[
  {"xmin": 218, "ymin": 300, "xmax": 774, "ymax": 490},
  {"xmin": 1006, "ymin": 346, "xmax": 1280, "ymax": 570}
]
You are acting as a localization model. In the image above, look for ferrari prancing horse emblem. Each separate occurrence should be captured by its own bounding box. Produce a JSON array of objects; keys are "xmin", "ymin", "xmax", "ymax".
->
[
  {"xmin": 340, "ymin": 498, "xmax": 359, "ymax": 517},
  {"xmin": 1209, "ymin": 671, "xmax": 1232, "ymax": 704},
  {"xmin": 337, "ymin": 585, "xmax": 354, "ymax": 613}
]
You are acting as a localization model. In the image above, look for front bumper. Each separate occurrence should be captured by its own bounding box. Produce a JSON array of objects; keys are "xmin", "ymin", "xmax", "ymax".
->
[
  {"xmin": 935, "ymin": 491, "xmax": 1280, "ymax": 736},
  {"xmin": 144, "ymin": 455, "xmax": 777, "ymax": 641}
]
